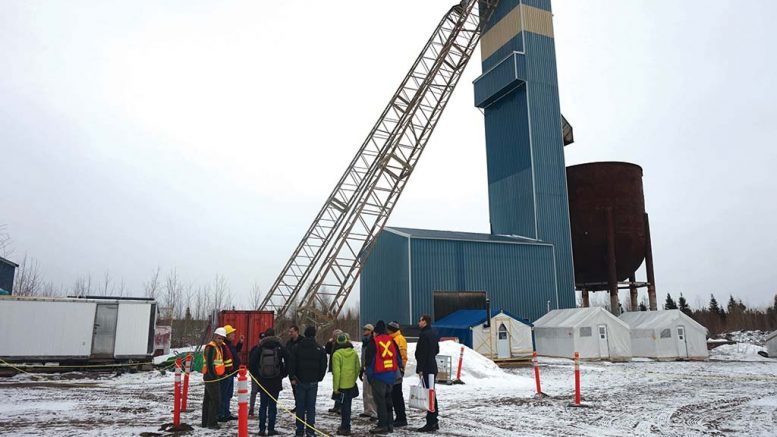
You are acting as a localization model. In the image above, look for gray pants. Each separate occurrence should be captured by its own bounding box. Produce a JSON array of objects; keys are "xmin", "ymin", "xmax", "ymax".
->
[
  {"xmin": 362, "ymin": 377, "xmax": 377, "ymax": 416},
  {"xmin": 371, "ymin": 379, "xmax": 394, "ymax": 429}
]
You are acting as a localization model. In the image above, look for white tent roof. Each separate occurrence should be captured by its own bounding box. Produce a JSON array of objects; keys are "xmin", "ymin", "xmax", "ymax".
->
[
  {"xmin": 533, "ymin": 307, "xmax": 629, "ymax": 330},
  {"xmin": 766, "ymin": 331, "xmax": 777, "ymax": 342},
  {"xmin": 619, "ymin": 310, "xmax": 707, "ymax": 333}
]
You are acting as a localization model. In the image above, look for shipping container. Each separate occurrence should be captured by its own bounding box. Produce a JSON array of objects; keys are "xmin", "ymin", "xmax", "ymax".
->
[
  {"xmin": 0, "ymin": 296, "xmax": 156, "ymax": 363},
  {"xmin": 218, "ymin": 310, "xmax": 274, "ymax": 366}
]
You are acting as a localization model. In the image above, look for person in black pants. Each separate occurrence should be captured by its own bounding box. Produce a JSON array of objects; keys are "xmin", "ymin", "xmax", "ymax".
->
[{"xmin": 415, "ymin": 314, "xmax": 439, "ymax": 432}]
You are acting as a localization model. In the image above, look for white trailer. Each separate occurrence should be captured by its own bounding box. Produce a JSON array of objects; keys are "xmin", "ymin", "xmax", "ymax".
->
[{"xmin": 0, "ymin": 296, "xmax": 156, "ymax": 363}]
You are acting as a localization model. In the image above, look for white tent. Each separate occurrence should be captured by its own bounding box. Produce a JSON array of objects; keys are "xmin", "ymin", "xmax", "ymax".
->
[
  {"xmin": 533, "ymin": 307, "xmax": 632, "ymax": 361},
  {"xmin": 435, "ymin": 310, "xmax": 534, "ymax": 360},
  {"xmin": 620, "ymin": 310, "xmax": 708, "ymax": 360},
  {"xmin": 473, "ymin": 311, "xmax": 534, "ymax": 360},
  {"xmin": 766, "ymin": 331, "xmax": 777, "ymax": 358}
]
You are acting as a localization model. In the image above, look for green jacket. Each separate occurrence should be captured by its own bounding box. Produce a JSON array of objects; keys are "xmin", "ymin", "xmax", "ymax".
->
[{"xmin": 332, "ymin": 343, "xmax": 360, "ymax": 392}]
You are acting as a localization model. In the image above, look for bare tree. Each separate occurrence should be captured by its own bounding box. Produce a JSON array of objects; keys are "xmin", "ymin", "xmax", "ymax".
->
[
  {"xmin": 211, "ymin": 275, "xmax": 232, "ymax": 313},
  {"xmin": 193, "ymin": 284, "xmax": 210, "ymax": 320},
  {"xmin": 0, "ymin": 224, "xmax": 12, "ymax": 257},
  {"xmin": 13, "ymin": 254, "xmax": 42, "ymax": 296},
  {"xmin": 101, "ymin": 270, "xmax": 112, "ymax": 296},
  {"xmin": 72, "ymin": 274, "xmax": 93, "ymax": 296},
  {"xmin": 144, "ymin": 266, "xmax": 161, "ymax": 299},
  {"xmin": 164, "ymin": 269, "xmax": 183, "ymax": 320},
  {"xmin": 249, "ymin": 282, "xmax": 263, "ymax": 310}
]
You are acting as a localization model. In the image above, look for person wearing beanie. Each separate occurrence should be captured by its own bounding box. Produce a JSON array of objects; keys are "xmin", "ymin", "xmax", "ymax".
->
[
  {"xmin": 415, "ymin": 314, "xmax": 440, "ymax": 432},
  {"xmin": 288, "ymin": 326, "xmax": 327, "ymax": 437},
  {"xmin": 364, "ymin": 320, "xmax": 403, "ymax": 434},
  {"xmin": 386, "ymin": 321, "xmax": 408, "ymax": 427},
  {"xmin": 359, "ymin": 324, "xmax": 377, "ymax": 420},
  {"xmin": 331, "ymin": 333, "xmax": 360, "ymax": 436},
  {"xmin": 325, "ymin": 328, "xmax": 345, "ymax": 414},
  {"xmin": 248, "ymin": 327, "xmax": 288, "ymax": 436}
]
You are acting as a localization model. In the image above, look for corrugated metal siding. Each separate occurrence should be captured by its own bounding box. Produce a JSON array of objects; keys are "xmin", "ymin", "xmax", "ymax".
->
[
  {"xmin": 474, "ymin": 53, "xmax": 526, "ymax": 108},
  {"xmin": 359, "ymin": 230, "xmax": 410, "ymax": 326},
  {"xmin": 410, "ymin": 238, "xmax": 558, "ymax": 322},
  {"xmin": 0, "ymin": 262, "xmax": 15, "ymax": 292},
  {"xmin": 476, "ymin": 0, "xmax": 576, "ymax": 309},
  {"xmin": 483, "ymin": 85, "xmax": 536, "ymax": 238},
  {"xmin": 523, "ymin": 31, "xmax": 576, "ymax": 308}
]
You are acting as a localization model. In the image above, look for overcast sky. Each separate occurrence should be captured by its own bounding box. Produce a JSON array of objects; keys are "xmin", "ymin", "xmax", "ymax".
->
[{"xmin": 1, "ymin": 1, "xmax": 775, "ymax": 310}]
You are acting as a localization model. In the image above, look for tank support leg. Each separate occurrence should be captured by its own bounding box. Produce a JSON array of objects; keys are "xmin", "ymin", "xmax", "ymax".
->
[
  {"xmin": 629, "ymin": 274, "xmax": 638, "ymax": 311},
  {"xmin": 644, "ymin": 213, "xmax": 658, "ymax": 311},
  {"xmin": 606, "ymin": 208, "xmax": 620, "ymax": 316}
]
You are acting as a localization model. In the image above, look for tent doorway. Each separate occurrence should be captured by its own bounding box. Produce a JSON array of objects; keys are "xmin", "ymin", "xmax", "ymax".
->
[
  {"xmin": 497, "ymin": 323, "xmax": 510, "ymax": 359},
  {"xmin": 676, "ymin": 326, "xmax": 688, "ymax": 358},
  {"xmin": 597, "ymin": 324, "xmax": 609, "ymax": 358}
]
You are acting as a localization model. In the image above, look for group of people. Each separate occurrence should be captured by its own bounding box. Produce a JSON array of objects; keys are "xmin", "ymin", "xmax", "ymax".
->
[{"xmin": 201, "ymin": 315, "xmax": 440, "ymax": 436}]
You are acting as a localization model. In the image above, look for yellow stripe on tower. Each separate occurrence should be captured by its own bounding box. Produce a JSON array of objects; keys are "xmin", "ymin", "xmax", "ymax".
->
[{"xmin": 480, "ymin": 4, "xmax": 554, "ymax": 61}]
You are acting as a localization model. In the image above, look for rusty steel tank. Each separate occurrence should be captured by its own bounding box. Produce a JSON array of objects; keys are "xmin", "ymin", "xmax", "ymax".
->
[{"xmin": 566, "ymin": 162, "xmax": 646, "ymax": 289}]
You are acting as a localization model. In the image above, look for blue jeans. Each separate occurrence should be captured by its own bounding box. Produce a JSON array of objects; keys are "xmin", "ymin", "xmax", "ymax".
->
[
  {"xmin": 219, "ymin": 376, "xmax": 234, "ymax": 418},
  {"xmin": 295, "ymin": 382, "xmax": 318, "ymax": 436},
  {"xmin": 259, "ymin": 389, "xmax": 279, "ymax": 432},
  {"xmin": 339, "ymin": 389, "xmax": 354, "ymax": 431}
]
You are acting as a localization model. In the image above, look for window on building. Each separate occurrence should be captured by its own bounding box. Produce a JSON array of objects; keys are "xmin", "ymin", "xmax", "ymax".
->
[
  {"xmin": 579, "ymin": 327, "xmax": 592, "ymax": 337},
  {"xmin": 660, "ymin": 328, "xmax": 671, "ymax": 339}
]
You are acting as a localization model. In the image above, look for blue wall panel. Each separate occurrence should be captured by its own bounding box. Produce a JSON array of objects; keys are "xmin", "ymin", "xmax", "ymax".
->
[
  {"xmin": 409, "ymin": 238, "xmax": 557, "ymax": 322},
  {"xmin": 359, "ymin": 230, "xmax": 409, "ymax": 326}
]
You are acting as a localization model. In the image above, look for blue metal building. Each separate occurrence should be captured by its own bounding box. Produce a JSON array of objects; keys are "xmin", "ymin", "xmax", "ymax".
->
[
  {"xmin": 361, "ymin": 0, "xmax": 575, "ymax": 325},
  {"xmin": 0, "ymin": 256, "xmax": 18, "ymax": 294}
]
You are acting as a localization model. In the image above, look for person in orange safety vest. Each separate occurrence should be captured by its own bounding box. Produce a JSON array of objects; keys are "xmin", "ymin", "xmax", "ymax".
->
[
  {"xmin": 202, "ymin": 327, "xmax": 227, "ymax": 430},
  {"xmin": 364, "ymin": 320, "xmax": 403, "ymax": 434}
]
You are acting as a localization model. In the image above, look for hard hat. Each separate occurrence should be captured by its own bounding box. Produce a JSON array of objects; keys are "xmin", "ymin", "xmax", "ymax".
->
[
  {"xmin": 224, "ymin": 325, "xmax": 236, "ymax": 335},
  {"xmin": 214, "ymin": 327, "xmax": 227, "ymax": 338}
]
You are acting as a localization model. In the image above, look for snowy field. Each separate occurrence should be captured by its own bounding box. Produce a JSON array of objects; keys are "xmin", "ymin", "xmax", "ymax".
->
[{"xmin": 1, "ymin": 341, "xmax": 776, "ymax": 437}]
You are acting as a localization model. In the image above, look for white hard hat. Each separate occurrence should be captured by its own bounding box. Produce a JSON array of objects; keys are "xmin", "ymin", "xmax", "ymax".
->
[{"xmin": 214, "ymin": 327, "xmax": 227, "ymax": 338}]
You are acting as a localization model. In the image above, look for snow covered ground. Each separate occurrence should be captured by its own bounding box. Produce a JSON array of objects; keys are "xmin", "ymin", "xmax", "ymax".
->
[{"xmin": 1, "ymin": 340, "xmax": 776, "ymax": 436}]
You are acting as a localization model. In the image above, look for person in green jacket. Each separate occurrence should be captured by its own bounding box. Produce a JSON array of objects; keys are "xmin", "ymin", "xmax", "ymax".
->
[{"xmin": 331, "ymin": 333, "xmax": 360, "ymax": 436}]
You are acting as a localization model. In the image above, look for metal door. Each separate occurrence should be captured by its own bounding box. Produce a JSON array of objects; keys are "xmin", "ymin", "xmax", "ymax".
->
[
  {"xmin": 597, "ymin": 324, "xmax": 609, "ymax": 358},
  {"xmin": 677, "ymin": 326, "xmax": 688, "ymax": 358},
  {"xmin": 92, "ymin": 304, "xmax": 118, "ymax": 357},
  {"xmin": 497, "ymin": 323, "xmax": 510, "ymax": 359}
]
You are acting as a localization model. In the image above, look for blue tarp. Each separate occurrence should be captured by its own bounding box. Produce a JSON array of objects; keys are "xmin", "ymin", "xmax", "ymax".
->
[{"xmin": 435, "ymin": 309, "xmax": 532, "ymax": 349}]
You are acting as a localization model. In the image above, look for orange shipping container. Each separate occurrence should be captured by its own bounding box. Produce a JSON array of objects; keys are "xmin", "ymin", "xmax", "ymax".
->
[{"xmin": 218, "ymin": 310, "xmax": 274, "ymax": 366}]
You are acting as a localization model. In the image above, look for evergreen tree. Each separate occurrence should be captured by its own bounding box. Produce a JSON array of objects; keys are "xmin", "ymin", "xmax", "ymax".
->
[
  {"xmin": 727, "ymin": 295, "xmax": 738, "ymax": 314},
  {"xmin": 678, "ymin": 293, "xmax": 691, "ymax": 316},
  {"xmin": 664, "ymin": 293, "xmax": 678, "ymax": 310},
  {"xmin": 639, "ymin": 301, "xmax": 648, "ymax": 311},
  {"xmin": 709, "ymin": 294, "xmax": 721, "ymax": 314}
]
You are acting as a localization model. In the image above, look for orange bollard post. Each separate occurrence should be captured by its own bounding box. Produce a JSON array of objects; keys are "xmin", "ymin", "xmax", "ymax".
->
[
  {"xmin": 181, "ymin": 353, "xmax": 192, "ymax": 412},
  {"xmin": 574, "ymin": 352, "xmax": 581, "ymax": 406},
  {"xmin": 532, "ymin": 352, "xmax": 542, "ymax": 395},
  {"xmin": 173, "ymin": 358, "xmax": 182, "ymax": 427},
  {"xmin": 456, "ymin": 346, "xmax": 464, "ymax": 381},
  {"xmin": 237, "ymin": 365, "xmax": 249, "ymax": 437}
]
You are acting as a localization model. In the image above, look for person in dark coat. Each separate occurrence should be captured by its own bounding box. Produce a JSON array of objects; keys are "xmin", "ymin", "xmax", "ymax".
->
[
  {"xmin": 286, "ymin": 325, "xmax": 302, "ymax": 401},
  {"xmin": 248, "ymin": 331, "xmax": 267, "ymax": 417},
  {"xmin": 288, "ymin": 326, "xmax": 327, "ymax": 437},
  {"xmin": 325, "ymin": 328, "xmax": 344, "ymax": 413},
  {"xmin": 248, "ymin": 328, "xmax": 288, "ymax": 436},
  {"xmin": 415, "ymin": 314, "xmax": 439, "ymax": 432}
]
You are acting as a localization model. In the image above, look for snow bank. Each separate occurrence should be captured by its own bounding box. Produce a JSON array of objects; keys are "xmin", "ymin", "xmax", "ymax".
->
[
  {"xmin": 709, "ymin": 342, "xmax": 769, "ymax": 361},
  {"xmin": 726, "ymin": 330, "xmax": 768, "ymax": 346}
]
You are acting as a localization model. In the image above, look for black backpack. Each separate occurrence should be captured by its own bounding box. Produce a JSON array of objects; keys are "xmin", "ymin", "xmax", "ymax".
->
[{"xmin": 259, "ymin": 346, "xmax": 282, "ymax": 379}]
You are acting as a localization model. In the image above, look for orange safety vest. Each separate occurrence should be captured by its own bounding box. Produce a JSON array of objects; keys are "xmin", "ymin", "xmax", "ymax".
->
[
  {"xmin": 373, "ymin": 334, "xmax": 398, "ymax": 373},
  {"xmin": 202, "ymin": 341, "xmax": 225, "ymax": 377}
]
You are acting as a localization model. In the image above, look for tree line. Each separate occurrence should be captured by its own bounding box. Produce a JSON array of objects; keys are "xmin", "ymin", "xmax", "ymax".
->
[{"xmin": 663, "ymin": 292, "xmax": 777, "ymax": 335}]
